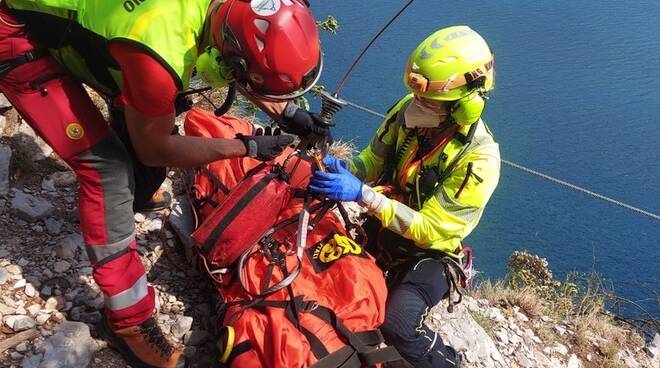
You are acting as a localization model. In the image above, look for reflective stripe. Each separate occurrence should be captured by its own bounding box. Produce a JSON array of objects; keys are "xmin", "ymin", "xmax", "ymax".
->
[
  {"xmin": 86, "ymin": 234, "xmax": 135, "ymax": 264},
  {"xmin": 105, "ymin": 274, "xmax": 148, "ymax": 311},
  {"xmin": 388, "ymin": 201, "xmax": 415, "ymax": 234},
  {"xmin": 435, "ymin": 188, "xmax": 481, "ymax": 224}
]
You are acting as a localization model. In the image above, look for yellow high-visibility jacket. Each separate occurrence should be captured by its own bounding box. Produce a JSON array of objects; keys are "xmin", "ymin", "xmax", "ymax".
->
[{"xmin": 349, "ymin": 95, "xmax": 501, "ymax": 256}]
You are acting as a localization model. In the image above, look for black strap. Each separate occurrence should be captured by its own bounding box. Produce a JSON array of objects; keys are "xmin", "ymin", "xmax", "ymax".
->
[
  {"xmin": 360, "ymin": 346, "xmax": 411, "ymax": 367},
  {"xmin": 301, "ymin": 324, "xmax": 331, "ymax": 360},
  {"xmin": 311, "ymin": 346, "xmax": 362, "ymax": 368},
  {"xmin": 354, "ymin": 330, "xmax": 384, "ymax": 346},
  {"xmin": 201, "ymin": 167, "xmax": 277, "ymax": 253},
  {"xmin": 0, "ymin": 49, "xmax": 46, "ymax": 77},
  {"xmin": 238, "ymin": 297, "xmax": 411, "ymax": 367},
  {"xmin": 200, "ymin": 166, "xmax": 230, "ymax": 195},
  {"xmin": 224, "ymin": 340, "xmax": 253, "ymax": 366}
]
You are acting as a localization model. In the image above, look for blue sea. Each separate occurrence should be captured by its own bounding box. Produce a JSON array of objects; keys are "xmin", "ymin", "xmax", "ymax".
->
[{"xmin": 308, "ymin": 1, "xmax": 660, "ymax": 318}]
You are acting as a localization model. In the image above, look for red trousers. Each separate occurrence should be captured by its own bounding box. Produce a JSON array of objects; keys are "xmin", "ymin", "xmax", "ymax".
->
[{"xmin": 0, "ymin": 7, "xmax": 153, "ymax": 326}]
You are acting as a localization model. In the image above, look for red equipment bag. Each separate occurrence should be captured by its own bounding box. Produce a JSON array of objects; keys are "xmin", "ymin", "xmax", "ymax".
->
[
  {"xmin": 191, "ymin": 162, "xmax": 291, "ymax": 269},
  {"xmin": 183, "ymin": 108, "xmax": 409, "ymax": 368}
]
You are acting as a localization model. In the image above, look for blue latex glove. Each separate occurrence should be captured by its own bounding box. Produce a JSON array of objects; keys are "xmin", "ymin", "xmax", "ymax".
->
[{"xmin": 308, "ymin": 155, "xmax": 363, "ymax": 201}]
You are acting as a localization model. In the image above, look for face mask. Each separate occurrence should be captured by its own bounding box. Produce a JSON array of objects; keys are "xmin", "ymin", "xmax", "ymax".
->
[{"xmin": 404, "ymin": 99, "xmax": 448, "ymax": 128}]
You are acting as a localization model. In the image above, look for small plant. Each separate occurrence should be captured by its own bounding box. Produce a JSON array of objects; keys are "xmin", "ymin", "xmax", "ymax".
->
[
  {"xmin": 536, "ymin": 325, "xmax": 555, "ymax": 344},
  {"xmin": 316, "ymin": 15, "xmax": 339, "ymax": 34},
  {"xmin": 469, "ymin": 310, "xmax": 496, "ymax": 338}
]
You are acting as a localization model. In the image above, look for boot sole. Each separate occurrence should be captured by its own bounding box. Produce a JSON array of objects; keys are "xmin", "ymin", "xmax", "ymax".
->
[{"xmin": 96, "ymin": 318, "xmax": 187, "ymax": 368}]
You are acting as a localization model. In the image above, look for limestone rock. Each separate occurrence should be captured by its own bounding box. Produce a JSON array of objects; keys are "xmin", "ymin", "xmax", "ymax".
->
[
  {"xmin": 41, "ymin": 178, "xmax": 56, "ymax": 192},
  {"xmin": 13, "ymin": 278, "xmax": 26, "ymax": 289},
  {"xmin": 17, "ymin": 122, "xmax": 53, "ymax": 160},
  {"xmin": 11, "ymin": 191, "xmax": 54, "ymax": 222},
  {"xmin": 0, "ymin": 144, "xmax": 11, "ymax": 195},
  {"xmin": 552, "ymin": 343, "xmax": 569, "ymax": 356},
  {"xmin": 36, "ymin": 314, "xmax": 50, "ymax": 325},
  {"xmin": 6, "ymin": 315, "xmax": 36, "ymax": 331},
  {"xmin": 0, "ymin": 267, "xmax": 9, "ymax": 285},
  {"xmin": 48, "ymin": 171, "xmax": 76, "ymax": 187},
  {"xmin": 7, "ymin": 264, "xmax": 22, "ymax": 275},
  {"xmin": 134, "ymin": 212, "xmax": 146, "ymax": 223},
  {"xmin": 171, "ymin": 315, "xmax": 193, "ymax": 339},
  {"xmin": 567, "ymin": 354, "xmax": 581, "ymax": 368},
  {"xmin": 53, "ymin": 260, "xmax": 71, "ymax": 274},
  {"xmin": 24, "ymin": 283, "xmax": 36, "ymax": 297},
  {"xmin": 0, "ymin": 93, "xmax": 11, "ymax": 109},
  {"xmin": 427, "ymin": 298, "xmax": 506, "ymax": 368},
  {"xmin": 44, "ymin": 218, "xmax": 63, "ymax": 235},
  {"xmin": 54, "ymin": 234, "xmax": 83, "ymax": 260},
  {"xmin": 23, "ymin": 321, "xmax": 95, "ymax": 368},
  {"xmin": 15, "ymin": 342, "xmax": 28, "ymax": 352},
  {"xmin": 646, "ymin": 333, "xmax": 660, "ymax": 359},
  {"xmin": 26, "ymin": 304, "xmax": 41, "ymax": 316},
  {"xmin": 0, "ymin": 302, "xmax": 16, "ymax": 314}
]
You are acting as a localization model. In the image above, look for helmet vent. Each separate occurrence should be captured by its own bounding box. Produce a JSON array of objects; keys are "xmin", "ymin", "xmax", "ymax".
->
[
  {"xmin": 255, "ymin": 37, "xmax": 265, "ymax": 52},
  {"xmin": 254, "ymin": 19, "xmax": 269, "ymax": 34},
  {"xmin": 436, "ymin": 57, "xmax": 458, "ymax": 64}
]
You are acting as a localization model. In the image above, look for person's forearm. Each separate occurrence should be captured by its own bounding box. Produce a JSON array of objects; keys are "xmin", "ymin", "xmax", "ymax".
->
[
  {"xmin": 151, "ymin": 135, "xmax": 247, "ymax": 168},
  {"xmin": 125, "ymin": 107, "xmax": 247, "ymax": 167}
]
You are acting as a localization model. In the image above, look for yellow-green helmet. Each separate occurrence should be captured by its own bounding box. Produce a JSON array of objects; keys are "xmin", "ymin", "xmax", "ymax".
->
[{"xmin": 404, "ymin": 26, "xmax": 494, "ymax": 101}]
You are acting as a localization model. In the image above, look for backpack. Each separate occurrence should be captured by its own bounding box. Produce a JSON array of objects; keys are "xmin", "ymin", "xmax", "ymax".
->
[{"xmin": 183, "ymin": 108, "xmax": 409, "ymax": 367}]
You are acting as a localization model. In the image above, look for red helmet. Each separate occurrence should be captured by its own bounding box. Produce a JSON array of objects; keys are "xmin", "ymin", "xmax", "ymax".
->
[{"xmin": 213, "ymin": 0, "xmax": 322, "ymax": 100}]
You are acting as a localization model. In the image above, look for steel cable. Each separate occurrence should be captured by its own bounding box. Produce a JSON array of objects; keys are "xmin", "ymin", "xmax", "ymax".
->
[{"xmin": 337, "ymin": 97, "xmax": 660, "ymax": 221}]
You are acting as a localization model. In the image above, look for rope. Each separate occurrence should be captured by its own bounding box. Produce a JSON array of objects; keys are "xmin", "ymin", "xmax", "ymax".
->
[{"xmin": 339, "ymin": 97, "xmax": 660, "ymax": 221}]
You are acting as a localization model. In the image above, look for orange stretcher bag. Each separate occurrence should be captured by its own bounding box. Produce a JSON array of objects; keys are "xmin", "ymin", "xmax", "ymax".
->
[{"xmin": 183, "ymin": 108, "xmax": 409, "ymax": 367}]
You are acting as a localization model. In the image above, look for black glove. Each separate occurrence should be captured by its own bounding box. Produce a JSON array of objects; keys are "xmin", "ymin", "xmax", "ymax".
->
[
  {"xmin": 237, "ymin": 134, "xmax": 294, "ymax": 161},
  {"xmin": 278, "ymin": 101, "xmax": 330, "ymax": 137},
  {"xmin": 252, "ymin": 125, "xmax": 282, "ymax": 137}
]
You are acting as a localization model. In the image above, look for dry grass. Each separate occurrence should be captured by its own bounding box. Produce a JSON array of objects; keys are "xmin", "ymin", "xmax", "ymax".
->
[
  {"xmin": 469, "ymin": 309, "xmax": 497, "ymax": 338},
  {"xmin": 329, "ymin": 140, "xmax": 356, "ymax": 161},
  {"xmin": 471, "ymin": 280, "xmax": 543, "ymax": 318},
  {"xmin": 473, "ymin": 251, "xmax": 652, "ymax": 368}
]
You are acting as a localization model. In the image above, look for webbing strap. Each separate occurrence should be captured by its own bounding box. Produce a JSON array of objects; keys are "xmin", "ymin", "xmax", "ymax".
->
[
  {"xmin": 360, "ymin": 346, "xmax": 411, "ymax": 367},
  {"xmin": 244, "ymin": 297, "xmax": 411, "ymax": 367},
  {"xmin": 311, "ymin": 346, "xmax": 361, "ymax": 368},
  {"xmin": 0, "ymin": 49, "xmax": 46, "ymax": 77},
  {"xmin": 224, "ymin": 340, "xmax": 253, "ymax": 366},
  {"xmin": 201, "ymin": 167, "xmax": 277, "ymax": 253},
  {"xmin": 301, "ymin": 324, "xmax": 330, "ymax": 360},
  {"xmin": 199, "ymin": 166, "xmax": 230, "ymax": 195},
  {"xmin": 354, "ymin": 330, "xmax": 384, "ymax": 346}
]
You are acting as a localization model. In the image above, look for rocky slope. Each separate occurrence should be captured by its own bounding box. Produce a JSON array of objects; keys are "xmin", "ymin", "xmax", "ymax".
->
[{"xmin": 1, "ymin": 98, "xmax": 658, "ymax": 367}]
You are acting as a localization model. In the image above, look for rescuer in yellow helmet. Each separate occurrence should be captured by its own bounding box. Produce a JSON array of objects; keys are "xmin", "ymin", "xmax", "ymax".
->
[{"xmin": 309, "ymin": 26, "xmax": 501, "ymax": 367}]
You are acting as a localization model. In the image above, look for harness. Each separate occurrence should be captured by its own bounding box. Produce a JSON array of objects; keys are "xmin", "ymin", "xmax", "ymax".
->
[{"xmin": 370, "ymin": 108, "xmax": 479, "ymax": 311}]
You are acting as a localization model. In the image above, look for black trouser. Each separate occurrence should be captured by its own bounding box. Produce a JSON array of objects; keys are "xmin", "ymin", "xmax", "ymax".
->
[
  {"xmin": 109, "ymin": 107, "xmax": 167, "ymax": 212},
  {"xmin": 381, "ymin": 258, "xmax": 460, "ymax": 368}
]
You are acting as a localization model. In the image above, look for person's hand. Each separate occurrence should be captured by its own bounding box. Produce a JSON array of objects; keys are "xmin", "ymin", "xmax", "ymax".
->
[
  {"xmin": 308, "ymin": 155, "xmax": 363, "ymax": 201},
  {"xmin": 278, "ymin": 101, "xmax": 330, "ymax": 137},
  {"xmin": 252, "ymin": 124, "xmax": 282, "ymax": 137},
  {"xmin": 236, "ymin": 134, "xmax": 294, "ymax": 161}
]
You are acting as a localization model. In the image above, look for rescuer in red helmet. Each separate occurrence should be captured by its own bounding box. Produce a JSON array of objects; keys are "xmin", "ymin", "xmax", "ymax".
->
[{"xmin": 0, "ymin": 0, "xmax": 324, "ymax": 366}]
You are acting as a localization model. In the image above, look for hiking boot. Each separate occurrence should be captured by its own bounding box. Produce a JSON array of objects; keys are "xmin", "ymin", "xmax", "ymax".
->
[
  {"xmin": 97, "ymin": 315, "xmax": 187, "ymax": 368},
  {"xmin": 137, "ymin": 189, "xmax": 172, "ymax": 213}
]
